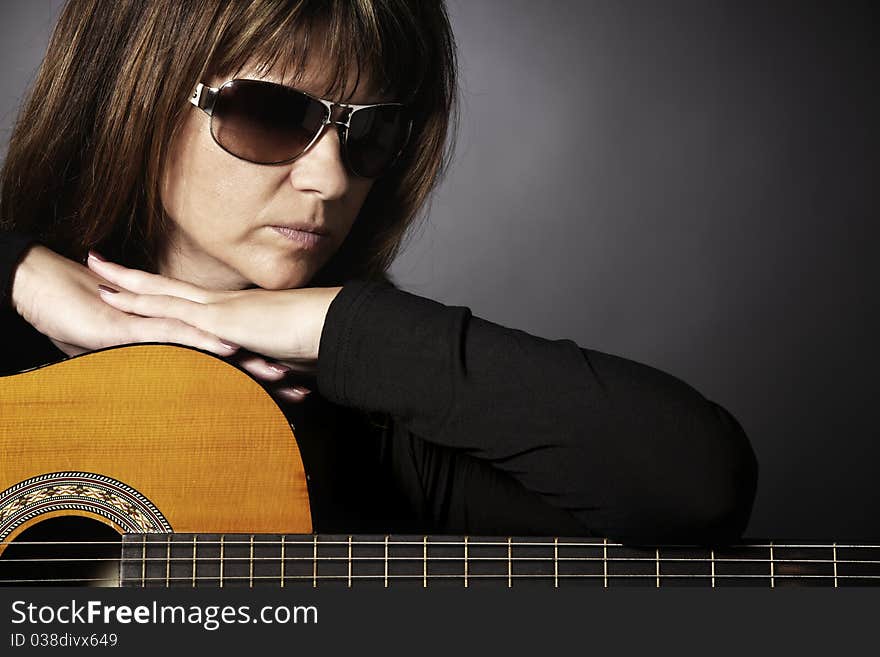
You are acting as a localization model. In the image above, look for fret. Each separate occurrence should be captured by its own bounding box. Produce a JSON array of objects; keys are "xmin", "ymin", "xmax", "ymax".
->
[
  {"xmin": 656, "ymin": 549, "xmax": 660, "ymax": 588},
  {"xmin": 219, "ymin": 535, "xmax": 224, "ymax": 588},
  {"xmin": 833, "ymin": 543, "xmax": 838, "ymax": 588},
  {"xmin": 463, "ymin": 536, "xmax": 468, "ymax": 588},
  {"xmin": 249, "ymin": 535, "xmax": 254, "ymax": 588},
  {"xmin": 554, "ymin": 538, "xmax": 559, "ymax": 588},
  {"xmin": 711, "ymin": 550, "xmax": 715, "ymax": 588},
  {"xmin": 385, "ymin": 535, "xmax": 389, "ymax": 588},
  {"xmin": 423, "ymin": 536, "xmax": 427, "ymax": 588},
  {"xmin": 769, "ymin": 542, "xmax": 774, "ymax": 589},
  {"xmin": 165, "ymin": 535, "xmax": 171, "ymax": 588},
  {"xmin": 280, "ymin": 535, "xmax": 285, "ymax": 588},
  {"xmin": 312, "ymin": 535, "xmax": 317, "ymax": 588},
  {"xmin": 348, "ymin": 536, "xmax": 352, "ymax": 588},
  {"xmin": 508, "ymin": 537, "xmax": 512, "ymax": 588},
  {"xmin": 603, "ymin": 538, "xmax": 608, "ymax": 588},
  {"xmin": 192, "ymin": 535, "xmax": 197, "ymax": 587}
]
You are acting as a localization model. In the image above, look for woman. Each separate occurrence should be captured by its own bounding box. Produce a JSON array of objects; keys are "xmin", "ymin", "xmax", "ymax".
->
[{"xmin": 0, "ymin": 0, "xmax": 756, "ymax": 542}]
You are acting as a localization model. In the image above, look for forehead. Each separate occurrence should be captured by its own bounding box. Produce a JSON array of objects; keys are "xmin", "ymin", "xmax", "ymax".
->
[
  {"xmin": 208, "ymin": 14, "xmax": 400, "ymax": 107},
  {"xmin": 218, "ymin": 55, "xmax": 389, "ymax": 106}
]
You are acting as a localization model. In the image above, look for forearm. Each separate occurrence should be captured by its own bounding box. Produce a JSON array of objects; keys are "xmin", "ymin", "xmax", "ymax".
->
[{"xmin": 317, "ymin": 280, "xmax": 758, "ymax": 541}]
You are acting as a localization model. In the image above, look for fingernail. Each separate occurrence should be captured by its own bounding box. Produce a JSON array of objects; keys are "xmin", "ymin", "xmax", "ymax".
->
[
  {"xmin": 220, "ymin": 340, "xmax": 239, "ymax": 350},
  {"xmin": 97, "ymin": 284, "xmax": 119, "ymax": 294},
  {"xmin": 292, "ymin": 386, "xmax": 311, "ymax": 396},
  {"xmin": 88, "ymin": 250, "xmax": 107, "ymax": 262},
  {"xmin": 267, "ymin": 363, "xmax": 291, "ymax": 374}
]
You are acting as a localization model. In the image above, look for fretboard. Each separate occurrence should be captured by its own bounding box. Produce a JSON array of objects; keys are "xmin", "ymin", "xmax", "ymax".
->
[{"xmin": 119, "ymin": 534, "xmax": 880, "ymax": 587}]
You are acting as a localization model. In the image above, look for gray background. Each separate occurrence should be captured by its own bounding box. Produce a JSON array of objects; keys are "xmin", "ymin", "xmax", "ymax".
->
[{"xmin": 2, "ymin": 1, "xmax": 877, "ymax": 540}]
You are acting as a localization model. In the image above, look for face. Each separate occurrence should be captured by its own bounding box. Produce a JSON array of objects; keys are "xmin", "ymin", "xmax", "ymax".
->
[{"xmin": 160, "ymin": 58, "xmax": 383, "ymax": 290}]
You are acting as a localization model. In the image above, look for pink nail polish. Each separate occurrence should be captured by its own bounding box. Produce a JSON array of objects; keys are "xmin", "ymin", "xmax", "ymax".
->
[
  {"xmin": 267, "ymin": 363, "xmax": 291, "ymax": 374},
  {"xmin": 97, "ymin": 284, "xmax": 119, "ymax": 294},
  {"xmin": 220, "ymin": 340, "xmax": 239, "ymax": 350},
  {"xmin": 88, "ymin": 250, "xmax": 107, "ymax": 262},
  {"xmin": 292, "ymin": 386, "xmax": 311, "ymax": 396}
]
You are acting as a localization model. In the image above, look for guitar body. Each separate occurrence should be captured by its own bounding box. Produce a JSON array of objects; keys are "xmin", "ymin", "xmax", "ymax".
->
[{"xmin": 0, "ymin": 344, "xmax": 312, "ymax": 558}]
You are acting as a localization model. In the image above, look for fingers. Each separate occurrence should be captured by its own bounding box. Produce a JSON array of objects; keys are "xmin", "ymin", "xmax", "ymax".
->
[
  {"xmin": 88, "ymin": 252, "xmax": 219, "ymax": 303},
  {"xmin": 111, "ymin": 316, "xmax": 238, "ymax": 357},
  {"xmin": 98, "ymin": 284, "xmax": 219, "ymax": 334},
  {"xmin": 274, "ymin": 385, "xmax": 312, "ymax": 404},
  {"xmin": 231, "ymin": 353, "xmax": 312, "ymax": 407},
  {"xmin": 235, "ymin": 354, "xmax": 291, "ymax": 382}
]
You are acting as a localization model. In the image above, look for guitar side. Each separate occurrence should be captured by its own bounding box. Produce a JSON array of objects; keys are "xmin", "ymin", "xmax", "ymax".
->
[{"xmin": 0, "ymin": 344, "xmax": 312, "ymax": 556}]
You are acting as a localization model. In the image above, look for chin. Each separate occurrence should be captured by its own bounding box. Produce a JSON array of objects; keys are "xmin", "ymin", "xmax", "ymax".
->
[{"xmin": 246, "ymin": 264, "xmax": 315, "ymax": 290}]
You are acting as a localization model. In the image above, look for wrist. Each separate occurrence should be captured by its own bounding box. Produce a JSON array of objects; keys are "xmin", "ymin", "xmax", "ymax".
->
[{"xmin": 307, "ymin": 285, "xmax": 342, "ymax": 361}]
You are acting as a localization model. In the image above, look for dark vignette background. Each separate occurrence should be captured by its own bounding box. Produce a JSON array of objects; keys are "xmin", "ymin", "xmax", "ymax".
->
[{"xmin": 0, "ymin": 1, "xmax": 876, "ymax": 541}]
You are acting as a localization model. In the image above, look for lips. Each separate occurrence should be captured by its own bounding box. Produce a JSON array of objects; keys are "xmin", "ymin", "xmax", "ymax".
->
[
  {"xmin": 269, "ymin": 224, "xmax": 328, "ymax": 248},
  {"xmin": 270, "ymin": 222, "xmax": 327, "ymax": 235}
]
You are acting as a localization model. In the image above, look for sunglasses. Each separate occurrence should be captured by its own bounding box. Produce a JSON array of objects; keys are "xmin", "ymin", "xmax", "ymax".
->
[{"xmin": 189, "ymin": 78, "xmax": 412, "ymax": 178}]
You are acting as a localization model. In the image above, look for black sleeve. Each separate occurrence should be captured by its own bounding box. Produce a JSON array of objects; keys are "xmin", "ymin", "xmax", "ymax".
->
[
  {"xmin": 317, "ymin": 280, "xmax": 758, "ymax": 543},
  {"xmin": 0, "ymin": 231, "xmax": 38, "ymax": 309},
  {"xmin": 0, "ymin": 231, "xmax": 65, "ymax": 375}
]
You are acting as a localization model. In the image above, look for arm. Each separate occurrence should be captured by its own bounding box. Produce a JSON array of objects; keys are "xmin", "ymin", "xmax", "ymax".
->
[
  {"xmin": 90, "ymin": 262, "xmax": 758, "ymax": 542},
  {"xmin": 317, "ymin": 281, "xmax": 758, "ymax": 543},
  {"xmin": 0, "ymin": 236, "xmax": 306, "ymax": 396}
]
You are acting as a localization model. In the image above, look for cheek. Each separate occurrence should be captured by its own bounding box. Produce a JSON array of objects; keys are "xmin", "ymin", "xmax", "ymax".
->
[{"xmin": 161, "ymin": 115, "xmax": 273, "ymax": 237}]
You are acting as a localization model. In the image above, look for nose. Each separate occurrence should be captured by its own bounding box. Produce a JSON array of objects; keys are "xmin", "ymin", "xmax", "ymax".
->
[{"xmin": 287, "ymin": 123, "xmax": 350, "ymax": 200}]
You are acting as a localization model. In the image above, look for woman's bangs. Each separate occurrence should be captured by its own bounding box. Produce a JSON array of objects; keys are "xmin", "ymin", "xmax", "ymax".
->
[{"xmin": 206, "ymin": 1, "xmax": 427, "ymax": 103}]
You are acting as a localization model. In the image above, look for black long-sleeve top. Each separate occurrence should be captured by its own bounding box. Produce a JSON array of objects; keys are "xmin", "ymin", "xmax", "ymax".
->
[{"xmin": 0, "ymin": 232, "xmax": 758, "ymax": 543}]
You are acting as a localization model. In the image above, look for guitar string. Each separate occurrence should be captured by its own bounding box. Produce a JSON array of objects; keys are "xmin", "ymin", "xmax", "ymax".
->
[
  {"xmin": 3, "ymin": 539, "xmax": 878, "ymax": 549},
  {"xmin": 1, "ymin": 572, "xmax": 878, "ymax": 585},
  {"xmin": 1, "ymin": 555, "xmax": 877, "ymax": 565}
]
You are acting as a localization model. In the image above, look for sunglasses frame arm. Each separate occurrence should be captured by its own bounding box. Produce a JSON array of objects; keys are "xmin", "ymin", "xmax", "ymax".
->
[{"xmin": 189, "ymin": 83, "xmax": 218, "ymax": 116}]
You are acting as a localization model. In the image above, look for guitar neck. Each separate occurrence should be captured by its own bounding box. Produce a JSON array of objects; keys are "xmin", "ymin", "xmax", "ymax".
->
[{"xmin": 119, "ymin": 534, "xmax": 880, "ymax": 588}]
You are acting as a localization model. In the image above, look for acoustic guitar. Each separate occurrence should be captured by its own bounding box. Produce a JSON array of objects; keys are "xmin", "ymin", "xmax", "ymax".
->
[{"xmin": 0, "ymin": 345, "xmax": 876, "ymax": 587}]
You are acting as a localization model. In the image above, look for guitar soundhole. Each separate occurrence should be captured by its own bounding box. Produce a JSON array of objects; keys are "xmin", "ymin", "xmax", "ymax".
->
[{"xmin": 0, "ymin": 517, "xmax": 121, "ymax": 586}]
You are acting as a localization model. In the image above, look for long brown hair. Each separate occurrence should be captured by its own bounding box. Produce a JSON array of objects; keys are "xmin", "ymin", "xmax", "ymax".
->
[{"xmin": 0, "ymin": 0, "xmax": 457, "ymax": 283}]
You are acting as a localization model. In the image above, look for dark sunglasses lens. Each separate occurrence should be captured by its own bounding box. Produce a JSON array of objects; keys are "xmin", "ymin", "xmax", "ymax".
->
[
  {"xmin": 346, "ymin": 106, "xmax": 411, "ymax": 177},
  {"xmin": 211, "ymin": 80, "xmax": 326, "ymax": 164}
]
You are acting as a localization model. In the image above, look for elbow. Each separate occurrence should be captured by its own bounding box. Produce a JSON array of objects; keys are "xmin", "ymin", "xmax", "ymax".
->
[
  {"xmin": 679, "ymin": 435, "xmax": 758, "ymax": 544},
  {"xmin": 654, "ymin": 404, "xmax": 759, "ymax": 544},
  {"xmin": 607, "ymin": 404, "xmax": 759, "ymax": 545}
]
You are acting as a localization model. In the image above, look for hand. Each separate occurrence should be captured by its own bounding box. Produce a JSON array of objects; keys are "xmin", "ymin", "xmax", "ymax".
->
[
  {"xmin": 86, "ymin": 252, "xmax": 342, "ymax": 395},
  {"xmin": 10, "ymin": 245, "xmax": 239, "ymax": 359}
]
